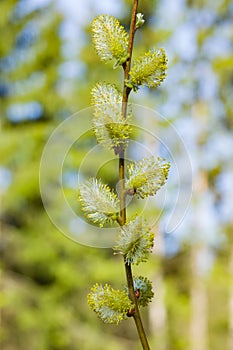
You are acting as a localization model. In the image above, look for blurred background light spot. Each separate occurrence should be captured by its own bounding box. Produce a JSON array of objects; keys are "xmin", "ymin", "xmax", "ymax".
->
[
  {"xmin": 0, "ymin": 167, "xmax": 12, "ymax": 195},
  {"xmin": 7, "ymin": 101, "xmax": 43, "ymax": 122},
  {"xmin": 59, "ymin": 61, "xmax": 85, "ymax": 79}
]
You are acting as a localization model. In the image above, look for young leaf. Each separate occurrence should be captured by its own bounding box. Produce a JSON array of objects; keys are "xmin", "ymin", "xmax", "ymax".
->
[
  {"xmin": 91, "ymin": 15, "xmax": 129, "ymax": 68},
  {"xmin": 126, "ymin": 48, "xmax": 168, "ymax": 91},
  {"xmin": 136, "ymin": 13, "xmax": 145, "ymax": 29},
  {"xmin": 132, "ymin": 276, "xmax": 154, "ymax": 307},
  {"xmin": 87, "ymin": 283, "xmax": 132, "ymax": 325},
  {"xmin": 125, "ymin": 156, "xmax": 170, "ymax": 199},
  {"xmin": 78, "ymin": 178, "xmax": 119, "ymax": 227},
  {"xmin": 91, "ymin": 82, "xmax": 131, "ymax": 153},
  {"xmin": 114, "ymin": 216, "xmax": 154, "ymax": 265}
]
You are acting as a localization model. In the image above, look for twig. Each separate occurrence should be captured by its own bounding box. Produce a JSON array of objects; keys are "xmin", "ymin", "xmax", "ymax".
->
[{"xmin": 119, "ymin": 1, "xmax": 151, "ymax": 349}]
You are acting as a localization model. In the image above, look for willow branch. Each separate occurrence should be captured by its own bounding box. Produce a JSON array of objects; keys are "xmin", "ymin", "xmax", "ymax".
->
[{"xmin": 118, "ymin": 1, "xmax": 151, "ymax": 349}]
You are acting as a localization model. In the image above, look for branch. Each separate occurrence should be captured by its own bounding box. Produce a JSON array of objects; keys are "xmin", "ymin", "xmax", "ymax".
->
[{"xmin": 118, "ymin": 1, "xmax": 151, "ymax": 349}]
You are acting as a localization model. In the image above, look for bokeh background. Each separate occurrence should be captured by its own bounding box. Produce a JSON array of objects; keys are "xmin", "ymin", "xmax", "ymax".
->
[{"xmin": 1, "ymin": 0, "xmax": 233, "ymax": 349}]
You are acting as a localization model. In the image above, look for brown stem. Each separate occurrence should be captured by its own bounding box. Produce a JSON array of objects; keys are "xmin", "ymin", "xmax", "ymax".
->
[
  {"xmin": 125, "ymin": 263, "xmax": 150, "ymax": 350},
  {"xmin": 118, "ymin": 1, "xmax": 151, "ymax": 349},
  {"xmin": 122, "ymin": 0, "xmax": 138, "ymax": 104}
]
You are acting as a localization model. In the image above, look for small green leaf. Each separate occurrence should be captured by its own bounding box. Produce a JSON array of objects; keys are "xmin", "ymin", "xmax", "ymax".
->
[
  {"xmin": 125, "ymin": 156, "xmax": 170, "ymax": 199},
  {"xmin": 91, "ymin": 82, "xmax": 131, "ymax": 152},
  {"xmin": 78, "ymin": 178, "xmax": 119, "ymax": 226},
  {"xmin": 132, "ymin": 276, "xmax": 154, "ymax": 307},
  {"xmin": 91, "ymin": 15, "xmax": 129, "ymax": 67},
  {"xmin": 87, "ymin": 283, "xmax": 132, "ymax": 324},
  {"xmin": 114, "ymin": 216, "xmax": 154, "ymax": 265},
  {"xmin": 136, "ymin": 13, "xmax": 145, "ymax": 29},
  {"xmin": 127, "ymin": 48, "xmax": 168, "ymax": 91}
]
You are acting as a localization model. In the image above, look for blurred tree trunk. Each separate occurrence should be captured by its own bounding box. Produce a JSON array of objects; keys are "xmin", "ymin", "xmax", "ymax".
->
[
  {"xmin": 189, "ymin": 245, "xmax": 208, "ymax": 350},
  {"xmin": 149, "ymin": 272, "xmax": 167, "ymax": 350},
  {"xmin": 189, "ymin": 161, "xmax": 208, "ymax": 350},
  {"xmin": 228, "ymin": 244, "xmax": 233, "ymax": 350},
  {"xmin": 149, "ymin": 232, "xmax": 167, "ymax": 350}
]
